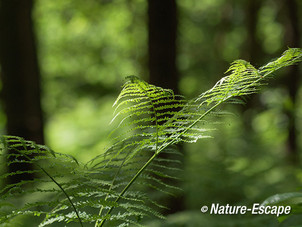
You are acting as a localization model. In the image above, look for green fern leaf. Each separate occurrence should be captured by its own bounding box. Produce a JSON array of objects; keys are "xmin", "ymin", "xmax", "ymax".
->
[{"xmin": 0, "ymin": 48, "xmax": 301, "ymax": 227}]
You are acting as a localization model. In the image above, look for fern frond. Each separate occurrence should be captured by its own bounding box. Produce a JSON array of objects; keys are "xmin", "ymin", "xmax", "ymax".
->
[
  {"xmin": 96, "ymin": 48, "xmax": 302, "ymax": 226},
  {"xmin": 0, "ymin": 48, "xmax": 301, "ymax": 226}
]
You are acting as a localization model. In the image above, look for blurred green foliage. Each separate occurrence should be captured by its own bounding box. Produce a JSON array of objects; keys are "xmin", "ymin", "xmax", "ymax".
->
[
  {"xmin": 34, "ymin": 0, "xmax": 147, "ymax": 162},
  {"xmin": 2, "ymin": 0, "xmax": 300, "ymax": 225}
]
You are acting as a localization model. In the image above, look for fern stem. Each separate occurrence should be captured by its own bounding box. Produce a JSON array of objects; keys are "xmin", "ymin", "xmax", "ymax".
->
[
  {"xmin": 30, "ymin": 145, "xmax": 84, "ymax": 227},
  {"xmin": 96, "ymin": 150, "xmax": 130, "ymax": 225},
  {"xmin": 3, "ymin": 137, "xmax": 84, "ymax": 227},
  {"xmin": 158, "ymin": 101, "xmax": 222, "ymax": 154},
  {"xmin": 96, "ymin": 152, "xmax": 158, "ymax": 227},
  {"xmin": 156, "ymin": 68, "xmax": 273, "ymax": 154},
  {"xmin": 96, "ymin": 82, "xmax": 165, "ymax": 227},
  {"xmin": 39, "ymin": 167, "xmax": 84, "ymax": 227},
  {"xmin": 96, "ymin": 89, "xmax": 222, "ymax": 227}
]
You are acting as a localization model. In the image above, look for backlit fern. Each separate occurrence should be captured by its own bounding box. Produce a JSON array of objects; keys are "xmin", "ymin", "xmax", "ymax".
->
[{"xmin": 0, "ymin": 48, "xmax": 301, "ymax": 226}]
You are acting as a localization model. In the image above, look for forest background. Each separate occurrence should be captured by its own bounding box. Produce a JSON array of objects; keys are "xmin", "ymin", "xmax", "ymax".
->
[{"xmin": 0, "ymin": 0, "xmax": 301, "ymax": 226}]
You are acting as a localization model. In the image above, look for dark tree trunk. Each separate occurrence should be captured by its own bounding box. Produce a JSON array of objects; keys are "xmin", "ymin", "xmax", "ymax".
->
[
  {"xmin": 148, "ymin": 0, "xmax": 179, "ymax": 93},
  {"xmin": 147, "ymin": 0, "xmax": 184, "ymax": 214},
  {"xmin": 282, "ymin": 0, "xmax": 300, "ymax": 164},
  {"xmin": 245, "ymin": 0, "xmax": 263, "ymax": 65},
  {"xmin": 0, "ymin": 0, "xmax": 44, "ymax": 184},
  {"xmin": 240, "ymin": 0, "xmax": 264, "ymax": 133}
]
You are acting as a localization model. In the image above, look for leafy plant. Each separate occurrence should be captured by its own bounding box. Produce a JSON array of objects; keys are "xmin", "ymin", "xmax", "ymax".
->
[
  {"xmin": 0, "ymin": 48, "xmax": 301, "ymax": 226},
  {"xmin": 262, "ymin": 192, "xmax": 302, "ymax": 224}
]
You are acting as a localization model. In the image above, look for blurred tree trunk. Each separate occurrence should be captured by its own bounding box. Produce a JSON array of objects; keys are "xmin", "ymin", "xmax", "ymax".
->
[
  {"xmin": 0, "ymin": 0, "xmax": 44, "ymax": 184},
  {"xmin": 148, "ymin": 0, "xmax": 179, "ymax": 93},
  {"xmin": 240, "ymin": 0, "xmax": 263, "ymax": 130},
  {"xmin": 147, "ymin": 0, "xmax": 184, "ymax": 214},
  {"xmin": 245, "ymin": 0, "xmax": 263, "ymax": 65},
  {"xmin": 282, "ymin": 0, "xmax": 300, "ymax": 164}
]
